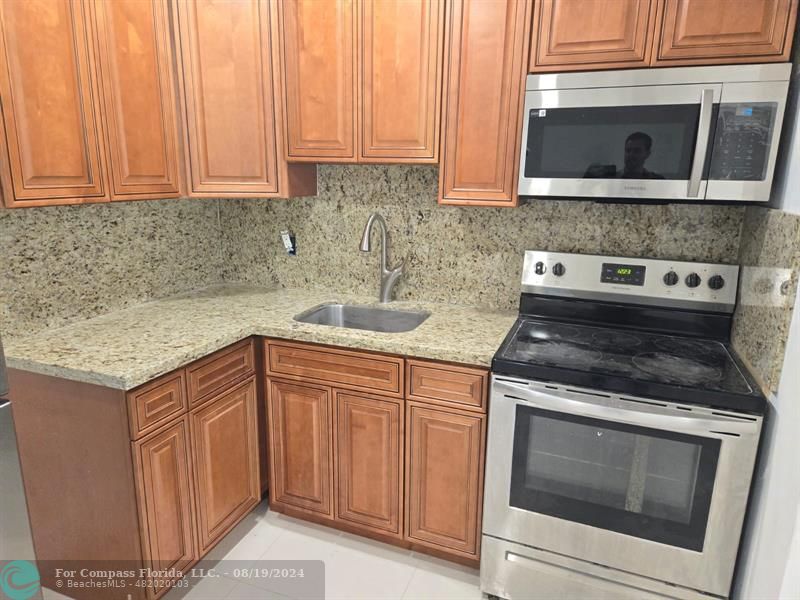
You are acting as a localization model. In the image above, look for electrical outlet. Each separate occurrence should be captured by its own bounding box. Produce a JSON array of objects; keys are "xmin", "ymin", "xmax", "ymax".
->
[{"xmin": 280, "ymin": 230, "xmax": 296, "ymax": 256}]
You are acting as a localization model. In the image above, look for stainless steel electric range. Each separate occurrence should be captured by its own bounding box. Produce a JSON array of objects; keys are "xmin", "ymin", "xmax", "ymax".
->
[{"xmin": 481, "ymin": 251, "xmax": 765, "ymax": 600}]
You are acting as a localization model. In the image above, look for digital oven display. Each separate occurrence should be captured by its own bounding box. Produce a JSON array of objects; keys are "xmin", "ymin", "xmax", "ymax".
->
[{"xmin": 601, "ymin": 263, "xmax": 646, "ymax": 286}]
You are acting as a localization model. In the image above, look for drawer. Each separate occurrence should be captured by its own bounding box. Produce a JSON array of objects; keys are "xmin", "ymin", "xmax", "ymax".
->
[
  {"xmin": 407, "ymin": 360, "xmax": 487, "ymax": 412},
  {"xmin": 266, "ymin": 340, "xmax": 404, "ymax": 398},
  {"xmin": 128, "ymin": 371, "xmax": 187, "ymax": 439},
  {"xmin": 187, "ymin": 339, "xmax": 255, "ymax": 407}
]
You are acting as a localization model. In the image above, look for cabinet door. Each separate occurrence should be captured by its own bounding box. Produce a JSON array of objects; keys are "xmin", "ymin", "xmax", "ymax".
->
[
  {"xmin": 0, "ymin": 0, "xmax": 107, "ymax": 206},
  {"xmin": 360, "ymin": 0, "xmax": 443, "ymax": 162},
  {"xmin": 654, "ymin": 0, "xmax": 798, "ymax": 65},
  {"xmin": 91, "ymin": 0, "xmax": 181, "ymax": 200},
  {"xmin": 268, "ymin": 379, "xmax": 334, "ymax": 518},
  {"xmin": 439, "ymin": 0, "xmax": 532, "ymax": 206},
  {"xmin": 191, "ymin": 378, "xmax": 260, "ymax": 553},
  {"xmin": 334, "ymin": 391, "xmax": 402, "ymax": 536},
  {"xmin": 133, "ymin": 418, "xmax": 197, "ymax": 583},
  {"xmin": 175, "ymin": 0, "xmax": 280, "ymax": 196},
  {"xmin": 405, "ymin": 402, "xmax": 485, "ymax": 557},
  {"xmin": 530, "ymin": 0, "xmax": 657, "ymax": 72},
  {"xmin": 280, "ymin": 0, "xmax": 356, "ymax": 161}
]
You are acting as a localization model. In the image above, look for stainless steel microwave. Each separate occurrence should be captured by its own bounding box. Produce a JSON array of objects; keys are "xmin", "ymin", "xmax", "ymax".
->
[{"xmin": 518, "ymin": 63, "xmax": 791, "ymax": 202}]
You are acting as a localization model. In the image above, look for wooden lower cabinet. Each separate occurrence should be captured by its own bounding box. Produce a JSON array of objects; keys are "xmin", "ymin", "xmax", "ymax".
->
[
  {"xmin": 334, "ymin": 390, "xmax": 402, "ymax": 536},
  {"xmin": 268, "ymin": 378, "xmax": 334, "ymax": 517},
  {"xmin": 405, "ymin": 402, "xmax": 485, "ymax": 558},
  {"xmin": 265, "ymin": 339, "xmax": 488, "ymax": 565},
  {"xmin": 133, "ymin": 417, "xmax": 197, "ymax": 595},
  {"xmin": 190, "ymin": 377, "xmax": 260, "ymax": 554}
]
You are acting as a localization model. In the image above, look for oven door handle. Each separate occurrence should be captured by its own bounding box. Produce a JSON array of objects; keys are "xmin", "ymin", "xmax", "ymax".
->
[
  {"xmin": 687, "ymin": 88, "xmax": 715, "ymax": 198},
  {"xmin": 493, "ymin": 379, "xmax": 760, "ymax": 437}
]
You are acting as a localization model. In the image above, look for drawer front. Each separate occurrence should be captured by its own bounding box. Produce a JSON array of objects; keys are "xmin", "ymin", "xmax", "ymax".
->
[
  {"xmin": 128, "ymin": 372, "xmax": 187, "ymax": 439},
  {"xmin": 407, "ymin": 360, "xmax": 487, "ymax": 412},
  {"xmin": 266, "ymin": 340, "xmax": 404, "ymax": 397},
  {"xmin": 188, "ymin": 339, "xmax": 255, "ymax": 407}
]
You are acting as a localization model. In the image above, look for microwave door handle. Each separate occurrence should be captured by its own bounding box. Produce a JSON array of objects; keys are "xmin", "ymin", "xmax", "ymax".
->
[{"xmin": 687, "ymin": 88, "xmax": 715, "ymax": 197}]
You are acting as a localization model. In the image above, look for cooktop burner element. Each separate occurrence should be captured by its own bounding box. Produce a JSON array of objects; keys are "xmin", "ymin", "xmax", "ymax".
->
[
  {"xmin": 632, "ymin": 352, "xmax": 724, "ymax": 385},
  {"xmin": 493, "ymin": 251, "xmax": 765, "ymax": 412}
]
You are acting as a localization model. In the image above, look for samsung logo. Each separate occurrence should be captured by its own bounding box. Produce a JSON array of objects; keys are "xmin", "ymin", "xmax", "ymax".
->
[{"xmin": 624, "ymin": 185, "xmax": 647, "ymax": 191}]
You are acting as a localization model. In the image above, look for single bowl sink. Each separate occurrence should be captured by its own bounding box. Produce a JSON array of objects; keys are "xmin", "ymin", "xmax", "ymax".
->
[{"xmin": 293, "ymin": 303, "xmax": 430, "ymax": 333}]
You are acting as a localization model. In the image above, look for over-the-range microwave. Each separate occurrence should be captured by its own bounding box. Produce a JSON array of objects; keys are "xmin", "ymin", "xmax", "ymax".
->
[{"xmin": 518, "ymin": 63, "xmax": 791, "ymax": 202}]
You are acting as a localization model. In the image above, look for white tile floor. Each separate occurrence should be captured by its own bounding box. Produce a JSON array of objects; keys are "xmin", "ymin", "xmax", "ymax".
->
[{"xmin": 41, "ymin": 500, "xmax": 485, "ymax": 600}]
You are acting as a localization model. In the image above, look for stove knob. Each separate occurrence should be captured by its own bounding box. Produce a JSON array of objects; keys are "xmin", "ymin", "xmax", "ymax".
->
[
  {"xmin": 552, "ymin": 262, "xmax": 566, "ymax": 277},
  {"xmin": 685, "ymin": 273, "xmax": 702, "ymax": 288},
  {"xmin": 663, "ymin": 271, "xmax": 679, "ymax": 286},
  {"xmin": 534, "ymin": 261, "xmax": 546, "ymax": 275},
  {"xmin": 708, "ymin": 275, "xmax": 725, "ymax": 290}
]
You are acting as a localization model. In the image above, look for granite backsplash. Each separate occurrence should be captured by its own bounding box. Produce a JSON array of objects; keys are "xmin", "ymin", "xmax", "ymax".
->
[
  {"xmin": 732, "ymin": 206, "xmax": 800, "ymax": 395},
  {"xmin": 219, "ymin": 165, "xmax": 746, "ymax": 311},
  {"xmin": 1, "ymin": 165, "xmax": 748, "ymax": 347},
  {"xmin": 0, "ymin": 198, "xmax": 225, "ymax": 340}
]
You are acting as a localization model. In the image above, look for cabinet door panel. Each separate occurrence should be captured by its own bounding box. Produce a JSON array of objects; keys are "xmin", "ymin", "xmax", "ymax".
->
[
  {"xmin": 281, "ymin": 0, "xmax": 356, "ymax": 160},
  {"xmin": 92, "ymin": 0, "xmax": 180, "ymax": 200},
  {"xmin": 360, "ymin": 0, "xmax": 443, "ymax": 161},
  {"xmin": 335, "ymin": 391, "xmax": 402, "ymax": 535},
  {"xmin": 176, "ymin": 0, "xmax": 279, "ymax": 195},
  {"xmin": 191, "ymin": 378, "xmax": 260, "ymax": 553},
  {"xmin": 531, "ymin": 0, "xmax": 657, "ymax": 71},
  {"xmin": 268, "ymin": 379, "xmax": 334, "ymax": 517},
  {"xmin": 405, "ymin": 402, "xmax": 484, "ymax": 557},
  {"xmin": 654, "ymin": 0, "xmax": 797, "ymax": 65},
  {"xmin": 439, "ymin": 0, "xmax": 531, "ymax": 206},
  {"xmin": 0, "ymin": 0, "xmax": 107, "ymax": 205},
  {"xmin": 133, "ymin": 418, "xmax": 197, "ymax": 583}
]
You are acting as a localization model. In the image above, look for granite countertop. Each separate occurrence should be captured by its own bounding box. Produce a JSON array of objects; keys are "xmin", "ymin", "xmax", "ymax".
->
[{"xmin": 4, "ymin": 285, "xmax": 518, "ymax": 390}]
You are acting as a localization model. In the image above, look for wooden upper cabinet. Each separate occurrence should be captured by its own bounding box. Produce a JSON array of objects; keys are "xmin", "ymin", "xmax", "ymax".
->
[
  {"xmin": 174, "ymin": 0, "xmax": 315, "ymax": 198},
  {"xmin": 0, "ymin": 0, "xmax": 108, "ymax": 207},
  {"xmin": 653, "ymin": 0, "xmax": 798, "ymax": 65},
  {"xmin": 175, "ymin": 0, "xmax": 278, "ymax": 195},
  {"xmin": 530, "ymin": 0, "xmax": 658, "ymax": 72},
  {"xmin": 360, "ymin": 0, "xmax": 444, "ymax": 162},
  {"xmin": 439, "ymin": 0, "xmax": 532, "ymax": 206},
  {"xmin": 91, "ymin": 0, "xmax": 181, "ymax": 200},
  {"xmin": 281, "ymin": 0, "xmax": 357, "ymax": 161},
  {"xmin": 268, "ymin": 378, "xmax": 334, "ymax": 518},
  {"xmin": 190, "ymin": 378, "xmax": 260, "ymax": 553}
]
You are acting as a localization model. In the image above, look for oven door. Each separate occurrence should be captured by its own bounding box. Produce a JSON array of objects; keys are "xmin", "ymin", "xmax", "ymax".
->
[
  {"xmin": 483, "ymin": 375, "xmax": 762, "ymax": 597},
  {"xmin": 518, "ymin": 84, "xmax": 721, "ymax": 200}
]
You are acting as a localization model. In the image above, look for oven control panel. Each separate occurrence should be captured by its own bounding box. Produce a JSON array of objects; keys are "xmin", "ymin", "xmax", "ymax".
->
[{"xmin": 522, "ymin": 251, "xmax": 740, "ymax": 312}]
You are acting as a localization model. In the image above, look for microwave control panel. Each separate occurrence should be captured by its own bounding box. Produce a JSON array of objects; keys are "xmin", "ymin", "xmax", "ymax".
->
[{"xmin": 708, "ymin": 103, "xmax": 776, "ymax": 182}]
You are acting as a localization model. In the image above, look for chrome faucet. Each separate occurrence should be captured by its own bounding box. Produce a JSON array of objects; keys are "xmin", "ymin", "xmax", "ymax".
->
[{"xmin": 359, "ymin": 212, "xmax": 405, "ymax": 303}]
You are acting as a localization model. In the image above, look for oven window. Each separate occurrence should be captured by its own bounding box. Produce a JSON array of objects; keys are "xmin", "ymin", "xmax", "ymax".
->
[
  {"xmin": 510, "ymin": 405, "xmax": 720, "ymax": 551},
  {"xmin": 524, "ymin": 105, "xmax": 702, "ymax": 181}
]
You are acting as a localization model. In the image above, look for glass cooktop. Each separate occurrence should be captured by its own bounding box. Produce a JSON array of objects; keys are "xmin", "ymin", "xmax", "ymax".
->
[{"xmin": 497, "ymin": 318, "xmax": 753, "ymax": 396}]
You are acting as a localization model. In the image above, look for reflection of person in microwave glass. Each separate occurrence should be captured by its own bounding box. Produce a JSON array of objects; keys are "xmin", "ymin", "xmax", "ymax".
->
[{"xmin": 583, "ymin": 131, "xmax": 665, "ymax": 179}]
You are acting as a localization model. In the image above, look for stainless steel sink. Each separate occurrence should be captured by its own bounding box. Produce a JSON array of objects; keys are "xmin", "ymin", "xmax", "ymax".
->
[{"xmin": 293, "ymin": 303, "xmax": 430, "ymax": 333}]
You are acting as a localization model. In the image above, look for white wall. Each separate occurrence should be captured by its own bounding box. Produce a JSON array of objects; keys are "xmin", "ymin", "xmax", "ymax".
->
[
  {"xmin": 735, "ymin": 37, "xmax": 800, "ymax": 599},
  {"xmin": 736, "ymin": 287, "xmax": 800, "ymax": 599}
]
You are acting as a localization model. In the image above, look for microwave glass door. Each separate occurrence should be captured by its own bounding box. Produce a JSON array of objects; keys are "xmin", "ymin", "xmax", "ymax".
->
[
  {"xmin": 524, "ymin": 104, "xmax": 702, "ymax": 181},
  {"xmin": 519, "ymin": 84, "xmax": 722, "ymax": 200},
  {"xmin": 509, "ymin": 404, "xmax": 721, "ymax": 551}
]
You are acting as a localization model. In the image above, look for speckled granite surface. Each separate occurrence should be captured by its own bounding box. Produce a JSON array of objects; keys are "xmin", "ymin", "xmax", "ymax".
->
[
  {"xmin": 732, "ymin": 206, "xmax": 800, "ymax": 395},
  {"xmin": 0, "ymin": 198, "xmax": 225, "ymax": 339},
  {"xmin": 220, "ymin": 165, "xmax": 746, "ymax": 311},
  {"xmin": 4, "ymin": 285, "xmax": 517, "ymax": 390}
]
